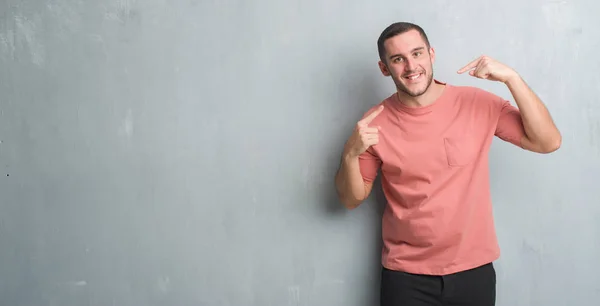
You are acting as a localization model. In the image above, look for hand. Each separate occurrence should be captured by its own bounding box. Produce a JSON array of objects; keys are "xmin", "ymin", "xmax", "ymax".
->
[
  {"xmin": 343, "ymin": 105, "xmax": 384, "ymax": 158},
  {"xmin": 457, "ymin": 55, "xmax": 519, "ymax": 83}
]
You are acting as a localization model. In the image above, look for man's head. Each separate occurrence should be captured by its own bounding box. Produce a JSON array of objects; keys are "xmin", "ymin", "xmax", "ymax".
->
[{"xmin": 377, "ymin": 22, "xmax": 435, "ymax": 97}]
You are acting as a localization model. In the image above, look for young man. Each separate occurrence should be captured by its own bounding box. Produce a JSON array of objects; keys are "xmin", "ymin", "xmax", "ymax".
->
[{"xmin": 334, "ymin": 22, "xmax": 561, "ymax": 306}]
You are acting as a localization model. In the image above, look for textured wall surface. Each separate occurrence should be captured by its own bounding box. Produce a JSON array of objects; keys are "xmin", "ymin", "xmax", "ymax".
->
[{"xmin": 1, "ymin": 0, "xmax": 598, "ymax": 305}]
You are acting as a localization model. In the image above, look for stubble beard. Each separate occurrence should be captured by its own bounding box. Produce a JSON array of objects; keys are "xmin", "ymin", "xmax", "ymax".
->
[{"xmin": 394, "ymin": 70, "xmax": 434, "ymax": 97}]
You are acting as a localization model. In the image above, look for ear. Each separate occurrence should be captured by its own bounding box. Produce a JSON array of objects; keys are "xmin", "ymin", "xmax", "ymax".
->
[
  {"xmin": 378, "ymin": 60, "xmax": 391, "ymax": 76},
  {"xmin": 429, "ymin": 47, "xmax": 436, "ymax": 64}
]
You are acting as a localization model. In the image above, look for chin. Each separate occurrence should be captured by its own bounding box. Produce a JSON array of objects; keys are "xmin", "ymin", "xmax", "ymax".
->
[
  {"xmin": 399, "ymin": 84, "xmax": 428, "ymax": 97},
  {"xmin": 405, "ymin": 90, "xmax": 427, "ymax": 97},
  {"xmin": 397, "ymin": 75, "xmax": 432, "ymax": 97}
]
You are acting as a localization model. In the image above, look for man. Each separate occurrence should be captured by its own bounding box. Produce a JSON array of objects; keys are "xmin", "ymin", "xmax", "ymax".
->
[{"xmin": 334, "ymin": 22, "xmax": 561, "ymax": 306}]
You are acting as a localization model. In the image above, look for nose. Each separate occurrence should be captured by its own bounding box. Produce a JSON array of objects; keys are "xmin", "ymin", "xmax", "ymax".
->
[{"xmin": 405, "ymin": 58, "xmax": 417, "ymax": 71}]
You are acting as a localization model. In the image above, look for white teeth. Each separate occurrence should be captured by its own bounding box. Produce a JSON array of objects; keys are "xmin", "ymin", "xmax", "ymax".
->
[{"xmin": 406, "ymin": 74, "xmax": 421, "ymax": 80}]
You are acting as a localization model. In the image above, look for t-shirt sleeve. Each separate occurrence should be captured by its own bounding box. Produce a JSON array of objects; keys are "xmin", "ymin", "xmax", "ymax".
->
[
  {"xmin": 358, "ymin": 147, "xmax": 381, "ymax": 183},
  {"xmin": 494, "ymin": 99, "xmax": 526, "ymax": 147}
]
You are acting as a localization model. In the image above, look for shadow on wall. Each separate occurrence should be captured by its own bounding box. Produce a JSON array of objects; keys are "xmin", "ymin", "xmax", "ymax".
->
[
  {"xmin": 322, "ymin": 67, "xmax": 386, "ymax": 215},
  {"xmin": 319, "ymin": 49, "xmax": 388, "ymax": 305},
  {"xmin": 320, "ymin": 41, "xmax": 390, "ymax": 215}
]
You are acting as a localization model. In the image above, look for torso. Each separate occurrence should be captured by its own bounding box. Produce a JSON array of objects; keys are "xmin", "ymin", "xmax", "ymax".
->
[{"xmin": 364, "ymin": 81, "xmax": 505, "ymax": 275}]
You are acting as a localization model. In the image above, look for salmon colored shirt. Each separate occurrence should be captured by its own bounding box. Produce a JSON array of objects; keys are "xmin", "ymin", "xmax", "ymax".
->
[{"xmin": 359, "ymin": 80, "xmax": 526, "ymax": 275}]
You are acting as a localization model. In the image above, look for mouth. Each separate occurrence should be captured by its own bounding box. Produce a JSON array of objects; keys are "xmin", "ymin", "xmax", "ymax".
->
[{"xmin": 403, "ymin": 72, "xmax": 424, "ymax": 82}]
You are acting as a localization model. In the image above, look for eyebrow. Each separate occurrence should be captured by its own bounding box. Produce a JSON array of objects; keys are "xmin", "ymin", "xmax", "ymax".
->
[{"xmin": 389, "ymin": 47, "xmax": 426, "ymax": 60}]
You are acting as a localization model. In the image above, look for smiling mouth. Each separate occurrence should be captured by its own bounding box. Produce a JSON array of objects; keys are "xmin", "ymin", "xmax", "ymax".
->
[{"xmin": 403, "ymin": 72, "xmax": 423, "ymax": 81}]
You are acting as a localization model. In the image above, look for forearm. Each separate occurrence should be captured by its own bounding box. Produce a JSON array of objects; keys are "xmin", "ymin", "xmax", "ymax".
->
[
  {"xmin": 505, "ymin": 74, "xmax": 561, "ymax": 152},
  {"xmin": 335, "ymin": 155, "xmax": 369, "ymax": 209}
]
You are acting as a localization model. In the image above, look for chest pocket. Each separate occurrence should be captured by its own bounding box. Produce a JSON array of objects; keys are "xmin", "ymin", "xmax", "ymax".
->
[{"xmin": 443, "ymin": 136, "xmax": 478, "ymax": 167}]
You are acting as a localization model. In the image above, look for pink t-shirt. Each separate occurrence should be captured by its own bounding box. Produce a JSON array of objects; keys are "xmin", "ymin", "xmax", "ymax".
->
[{"xmin": 359, "ymin": 80, "xmax": 526, "ymax": 275}]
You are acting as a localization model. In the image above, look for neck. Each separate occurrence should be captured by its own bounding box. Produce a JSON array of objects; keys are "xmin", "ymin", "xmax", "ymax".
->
[{"xmin": 397, "ymin": 81, "xmax": 446, "ymax": 108}]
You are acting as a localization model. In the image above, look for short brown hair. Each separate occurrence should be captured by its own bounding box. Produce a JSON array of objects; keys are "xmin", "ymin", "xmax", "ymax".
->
[{"xmin": 377, "ymin": 22, "xmax": 431, "ymax": 62}]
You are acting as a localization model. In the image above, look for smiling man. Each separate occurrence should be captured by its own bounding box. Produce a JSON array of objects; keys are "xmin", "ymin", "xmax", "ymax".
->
[{"xmin": 334, "ymin": 22, "xmax": 561, "ymax": 306}]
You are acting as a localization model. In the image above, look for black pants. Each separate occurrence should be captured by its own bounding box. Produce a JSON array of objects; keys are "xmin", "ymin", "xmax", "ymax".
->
[{"xmin": 380, "ymin": 263, "xmax": 496, "ymax": 306}]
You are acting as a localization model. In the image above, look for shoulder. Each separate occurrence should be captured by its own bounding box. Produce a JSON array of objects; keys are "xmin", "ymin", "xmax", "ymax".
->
[
  {"xmin": 450, "ymin": 84, "xmax": 503, "ymax": 101},
  {"xmin": 449, "ymin": 84, "xmax": 507, "ymax": 111}
]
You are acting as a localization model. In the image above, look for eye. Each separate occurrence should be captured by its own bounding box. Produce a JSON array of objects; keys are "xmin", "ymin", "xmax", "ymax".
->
[{"xmin": 414, "ymin": 51, "xmax": 422, "ymax": 57}]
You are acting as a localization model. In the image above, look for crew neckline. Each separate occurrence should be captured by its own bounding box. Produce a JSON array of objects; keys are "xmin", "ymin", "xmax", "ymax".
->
[{"xmin": 388, "ymin": 79, "xmax": 451, "ymax": 115}]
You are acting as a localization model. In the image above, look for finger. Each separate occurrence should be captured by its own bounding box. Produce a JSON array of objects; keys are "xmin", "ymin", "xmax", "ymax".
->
[
  {"xmin": 472, "ymin": 64, "xmax": 489, "ymax": 79},
  {"xmin": 363, "ymin": 136, "xmax": 379, "ymax": 146},
  {"xmin": 359, "ymin": 126, "xmax": 380, "ymax": 134},
  {"xmin": 358, "ymin": 105, "xmax": 384, "ymax": 126},
  {"xmin": 362, "ymin": 134, "xmax": 379, "ymax": 142},
  {"xmin": 457, "ymin": 56, "xmax": 483, "ymax": 74},
  {"xmin": 459, "ymin": 56, "xmax": 484, "ymax": 73}
]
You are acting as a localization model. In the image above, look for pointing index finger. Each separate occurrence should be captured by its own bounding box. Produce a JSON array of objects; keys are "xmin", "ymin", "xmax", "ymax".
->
[
  {"xmin": 359, "ymin": 105, "xmax": 384, "ymax": 126},
  {"xmin": 457, "ymin": 56, "xmax": 482, "ymax": 74}
]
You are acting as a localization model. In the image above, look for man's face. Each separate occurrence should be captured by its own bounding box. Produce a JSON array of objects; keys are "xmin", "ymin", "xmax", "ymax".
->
[{"xmin": 378, "ymin": 29, "xmax": 435, "ymax": 97}]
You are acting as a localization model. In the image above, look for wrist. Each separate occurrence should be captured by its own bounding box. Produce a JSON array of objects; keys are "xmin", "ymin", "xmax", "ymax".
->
[
  {"xmin": 504, "ymin": 72, "xmax": 522, "ymax": 86},
  {"xmin": 343, "ymin": 152, "xmax": 360, "ymax": 163}
]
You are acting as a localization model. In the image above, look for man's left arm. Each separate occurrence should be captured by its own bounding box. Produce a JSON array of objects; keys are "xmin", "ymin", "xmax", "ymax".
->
[
  {"xmin": 458, "ymin": 55, "xmax": 562, "ymax": 153},
  {"xmin": 504, "ymin": 74, "xmax": 561, "ymax": 153}
]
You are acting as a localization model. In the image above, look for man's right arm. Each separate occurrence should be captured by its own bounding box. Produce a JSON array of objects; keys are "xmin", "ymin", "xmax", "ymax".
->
[
  {"xmin": 335, "ymin": 155, "xmax": 375, "ymax": 209},
  {"xmin": 334, "ymin": 105, "xmax": 384, "ymax": 209}
]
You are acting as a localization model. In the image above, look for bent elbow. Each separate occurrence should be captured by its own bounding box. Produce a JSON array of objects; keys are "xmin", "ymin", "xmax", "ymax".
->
[
  {"xmin": 343, "ymin": 199, "xmax": 363, "ymax": 210},
  {"xmin": 538, "ymin": 134, "xmax": 561, "ymax": 153},
  {"xmin": 544, "ymin": 133, "xmax": 562, "ymax": 153},
  {"xmin": 337, "ymin": 195, "xmax": 364, "ymax": 210}
]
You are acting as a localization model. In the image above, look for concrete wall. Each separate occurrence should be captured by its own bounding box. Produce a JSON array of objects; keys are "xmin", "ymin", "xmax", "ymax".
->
[{"xmin": 1, "ymin": 0, "xmax": 598, "ymax": 305}]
